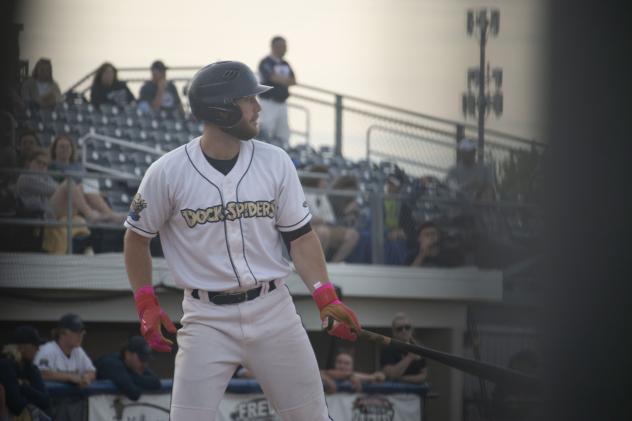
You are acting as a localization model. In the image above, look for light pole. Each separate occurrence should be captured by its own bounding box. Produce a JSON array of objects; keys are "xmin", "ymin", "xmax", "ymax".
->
[{"xmin": 463, "ymin": 8, "xmax": 503, "ymax": 164}]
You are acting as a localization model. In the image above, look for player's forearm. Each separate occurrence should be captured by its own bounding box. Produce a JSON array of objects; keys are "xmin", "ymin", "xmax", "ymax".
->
[
  {"xmin": 269, "ymin": 74, "xmax": 295, "ymax": 86},
  {"xmin": 350, "ymin": 372, "xmax": 377, "ymax": 382},
  {"xmin": 124, "ymin": 230, "xmax": 153, "ymax": 292},
  {"xmin": 83, "ymin": 371, "xmax": 96, "ymax": 383},
  {"xmin": 151, "ymin": 94, "xmax": 163, "ymax": 111},
  {"xmin": 151, "ymin": 86, "xmax": 166, "ymax": 111},
  {"xmin": 40, "ymin": 370, "xmax": 77, "ymax": 383},
  {"xmin": 323, "ymin": 369, "xmax": 352, "ymax": 381},
  {"xmin": 401, "ymin": 371, "xmax": 427, "ymax": 383},
  {"xmin": 383, "ymin": 358, "xmax": 412, "ymax": 379},
  {"xmin": 289, "ymin": 230, "xmax": 330, "ymax": 293}
]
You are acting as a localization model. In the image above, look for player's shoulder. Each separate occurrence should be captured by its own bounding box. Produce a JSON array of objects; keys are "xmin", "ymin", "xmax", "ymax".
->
[
  {"xmin": 72, "ymin": 346, "xmax": 90, "ymax": 358},
  {"xmin": 251, "ymin": 139, "xmax": 292, "ymax": 163},
  {"xmin": 37, "ymin": 341, "xmax": 58, "ymax": 355},
  {"xmin": 147, "ymin": 138, "xmax": 194, "ymax": 172}
]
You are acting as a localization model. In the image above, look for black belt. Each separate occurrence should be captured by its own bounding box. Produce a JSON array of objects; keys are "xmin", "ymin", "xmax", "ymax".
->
[{"xmin": 190, "ymin": 280, "xmax": 277, "ymax": 305}]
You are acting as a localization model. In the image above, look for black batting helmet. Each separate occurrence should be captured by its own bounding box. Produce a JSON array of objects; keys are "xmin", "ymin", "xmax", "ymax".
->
[{"xmin": 188, "ymin": 61, "xmax": 272, "ymax": 128}]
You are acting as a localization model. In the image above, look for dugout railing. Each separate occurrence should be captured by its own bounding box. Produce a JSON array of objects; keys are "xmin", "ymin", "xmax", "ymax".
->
[{"xmin": 43, "ymin": 378, "xmax": 431, "ymax": 421}]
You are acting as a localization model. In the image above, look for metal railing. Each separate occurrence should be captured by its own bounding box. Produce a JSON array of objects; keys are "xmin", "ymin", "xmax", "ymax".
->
[
  {"xmin": 80, "ymin": 132, "xmax": 164, "ymax": 178},
  {"xmin": 1, "ymin": 159, "xmax": 538, "ymax": 265},
  {"xmin": 64, "ymin": 66, "xmax": 544, "ymax": 171},
  {"xmin": 0, "ymin": 167, "xmax": 133, "ymax": 254}
]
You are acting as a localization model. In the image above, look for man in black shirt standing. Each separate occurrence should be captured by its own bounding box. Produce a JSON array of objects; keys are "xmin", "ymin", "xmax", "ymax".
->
[
  {"xmin": 258, "ymin": 36, "xmax": 296, "ymax": 149},
  {"xmin": 380, "ymin": 313, "xmax": 428, "ymax": 383},
  {"xmin": 94, "ymin": 336, "xmax": 161, "ymax": 401},
  {"xmin": 138, "ymin": 60, "xmax": 183, "ymax": 115}
]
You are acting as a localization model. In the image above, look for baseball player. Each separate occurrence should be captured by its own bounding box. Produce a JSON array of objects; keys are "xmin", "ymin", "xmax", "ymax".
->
[{"xmin": 123, "ymin": 60, "xmax": 361, "ymax": 421}]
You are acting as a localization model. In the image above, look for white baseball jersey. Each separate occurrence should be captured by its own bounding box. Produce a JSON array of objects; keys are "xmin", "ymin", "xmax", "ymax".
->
[
  {"xmin": 124, "ymin": 137, "xmax": 312, "ymax": 291},
  {"xmin": 34, "ymin": 341, "xmax": 96, "ymax": 375}
]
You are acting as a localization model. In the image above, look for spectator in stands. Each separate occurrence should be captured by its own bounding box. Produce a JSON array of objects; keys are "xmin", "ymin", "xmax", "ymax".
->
[
  {"xmin": 138, "ymin": 60, "xmax": 183, "ymax": 114},
  {"xmin": 320, "ymin": 350, "xmax": 385, "ymax": 394},
  {"xmin": 409, "ymin": 221, "xmax": 452, "ymax": 267},
  {"xmin": 329, "ymin": 174, "xmax": 363, "ymax": 228},
  {"xmin": 16, "ymin": 129, "xmax": 41, "ymax": 168},
  {"xmin": 90, "ymin": 62, "xmax": 135, "ymax": 109},
  {"xmin": 49, "ymin": 134, "xmax": 125, "ymax": 223},
  {"xmin": 383, "ymin": 172, "xmax": 411, "ymax": 265},
  {"xmin": 17, "ymin": 147, "xmax": 103, "ymax": 223},
  {"xmin": 35, "ymin": 314, "xmax": 96, "ymax": 388},
  {"xmin": 380, "ymin": 313, "xmax": 427, "ymax": 384},
  {"xmin": 20, "ymin": 58, "xmax": 63, "ymax": 109},
  {"xmin": 94, "ymin": 336, "xmax": 161, "ymax": 401},
  {"xmin": 258, "ymin": 36, "xmax": 296, "ymax": 148},
  {"xmin": 302, "ymin": 165, "xmax": 359, "ymax": 262},
  {"xmin": 0, "ymin": 326, "xmax": 51, "ymax": 418},
  {"xmin": 16, "ymin": 149, "xmax": 100, "ymax": 253},
  {"xmin": 445, "ymin": 138, "xmax": 497, "ymax": 201}
]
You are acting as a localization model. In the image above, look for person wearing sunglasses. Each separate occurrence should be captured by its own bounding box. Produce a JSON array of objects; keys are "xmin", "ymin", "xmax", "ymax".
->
[{"xmin": 379, "ymin": 313, "xmax": 428, "ymax": 383}]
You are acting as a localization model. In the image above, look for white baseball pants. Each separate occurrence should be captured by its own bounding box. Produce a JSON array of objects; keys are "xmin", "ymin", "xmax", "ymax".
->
[
  {"xmin": 170, "ymin": 283, "xmax": 330, "ymax": 420},
  {"xmin": 258, "ymin": 98, "xmax": 290, "ymax": 149}
]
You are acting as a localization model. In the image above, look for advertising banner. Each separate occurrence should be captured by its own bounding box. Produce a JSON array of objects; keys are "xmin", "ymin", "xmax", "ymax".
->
[{"xmin": 89, "ymin": 392, "xmax": 422, "ymax": 421}]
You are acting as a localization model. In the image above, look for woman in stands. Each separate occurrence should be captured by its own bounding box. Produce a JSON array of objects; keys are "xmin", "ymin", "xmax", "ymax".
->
[
  {"xmin": 90, "ymin": 62, "xmax": 135, "ymax": 109},
  {"xmin": 16, "ymin": 148, "xmax": 95, "ymax": 253},
  {"xmin": 320, "ymin": 350, "xmax": 385, "ymax": 394},
  {"xmin": 20, "ymin": 58, "xmax": 63, "ymax": 109},
  {"xmin": 49, "ymin": 134, "xmax": 125, "ymax": 223}
]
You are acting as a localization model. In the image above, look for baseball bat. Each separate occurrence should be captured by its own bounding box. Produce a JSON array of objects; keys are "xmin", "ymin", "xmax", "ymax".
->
[{"xmin": 357, "ymin": 329, "xmax": 539, "ymax": 389}]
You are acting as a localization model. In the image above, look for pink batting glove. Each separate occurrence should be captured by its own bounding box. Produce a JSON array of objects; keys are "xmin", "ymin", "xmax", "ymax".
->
[{"xmin": 134, "ymin": 285, "xmax": 177, "ymax": 352}]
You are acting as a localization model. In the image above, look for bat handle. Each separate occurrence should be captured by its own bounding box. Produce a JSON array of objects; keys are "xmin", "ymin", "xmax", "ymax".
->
[{"xmin": 356, "ymin": 329, "xmax": 392, "ymax": 346}]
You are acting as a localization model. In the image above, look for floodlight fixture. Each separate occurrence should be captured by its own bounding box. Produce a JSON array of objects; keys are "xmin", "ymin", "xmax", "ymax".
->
[
  {"xmin": 490, "ymin": 9, "xmax": 500, "ymax": 35},
  {"xmin": 467, "ymin": 10, "xmax": 474, "ymax": 35}
]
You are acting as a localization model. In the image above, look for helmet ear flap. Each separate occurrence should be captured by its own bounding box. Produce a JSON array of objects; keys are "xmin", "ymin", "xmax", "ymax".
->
[{"xmin": 198, "ymin": 104, "xmax": 243, "ymax": 128}]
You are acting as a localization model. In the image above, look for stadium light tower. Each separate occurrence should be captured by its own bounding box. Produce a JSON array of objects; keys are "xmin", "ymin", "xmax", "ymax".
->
[{"xmin": 462, "ymin": 8, "xmax": 503, "ymax": 163}]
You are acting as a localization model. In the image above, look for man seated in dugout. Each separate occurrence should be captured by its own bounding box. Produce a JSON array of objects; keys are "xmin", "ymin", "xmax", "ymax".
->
[
  {"xmin": 34, "ymin": 313, "xmax": 96, "ymax": 388},
  {"xmin": 380, "ymin": 313, "xmax": 428, "ymax": 384},
  {"xmin": 94, "ymin": 336, "xmax": 161, "ymax": 401}
]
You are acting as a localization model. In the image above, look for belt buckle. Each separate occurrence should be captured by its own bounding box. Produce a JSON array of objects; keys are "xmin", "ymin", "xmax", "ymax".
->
[{"xmin": 211, "ymin": 291, "xmax": 246, "ymax": 305}]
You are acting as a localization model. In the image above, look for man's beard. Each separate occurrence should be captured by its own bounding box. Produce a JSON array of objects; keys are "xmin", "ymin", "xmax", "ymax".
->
[{"xmin": 221, "ymin": 117, "xmax": 258, "ymax": 141}]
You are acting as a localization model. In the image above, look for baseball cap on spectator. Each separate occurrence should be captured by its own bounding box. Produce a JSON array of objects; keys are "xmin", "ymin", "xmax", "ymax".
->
[
  {"xmin": 458, "ymin": 138, "xmax": 477, "ymax": 151},
  {"xmin": 11, "ymin": 326, "xmax": 45, "ymax": 345},
  {"xmin": 151, "ymin": 60, "xmax": 168, "ymax": 72},
  {"xmin": 126, "ymin": 336, "xmax": 152, "ymax": 362},
  {"xmin": 58, "ymin": 313, "xmax": 85, "ymax": 332}
]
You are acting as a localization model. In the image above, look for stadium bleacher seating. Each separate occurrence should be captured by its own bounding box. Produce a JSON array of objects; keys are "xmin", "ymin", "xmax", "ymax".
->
[{"xmin": 1, "ymin": 96, "xmax": 538, "ymax": 266}]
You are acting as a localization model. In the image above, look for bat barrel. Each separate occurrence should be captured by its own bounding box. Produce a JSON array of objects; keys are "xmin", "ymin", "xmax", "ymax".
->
[{"xmin": 358, "ymin": 329, "xmax": 538, "ymax": 389}]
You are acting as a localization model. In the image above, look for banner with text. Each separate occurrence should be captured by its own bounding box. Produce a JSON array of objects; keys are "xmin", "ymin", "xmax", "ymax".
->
[{"xmin": 89, "ymin": 392, "xmax": 422, "ymax": 421}]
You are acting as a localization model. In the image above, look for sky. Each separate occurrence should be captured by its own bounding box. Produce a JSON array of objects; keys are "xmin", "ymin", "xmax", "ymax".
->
[{"xmin": 16, "ymin": 0, "xmax": 547, "ymax": 156}]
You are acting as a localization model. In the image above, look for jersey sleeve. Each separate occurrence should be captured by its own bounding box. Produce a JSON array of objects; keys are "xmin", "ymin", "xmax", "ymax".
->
[
  {"xmin": 275, "ymin": 153, "xmax": 311, "ymax": 232},
  {"xmin": 169, "ymin": 82, "xmax": 182, "ymax": 106},
  {"xmin": 124, "ymin": 160, "xmax": 172, "ymax": 238},
  {"xmin": 78, "ymin": 348, "xmax": 96, "ymax": 373},
  {"xmin": 259, "ymin": 58, "xmax": 273, "ymax": 81},
  {"xmin": 139, "ymin": 82, "xmax": 154, "ymax": 103},
  {"xmin": 34, "ymin": 346, "xmax": 54, "ymax": 372}
]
